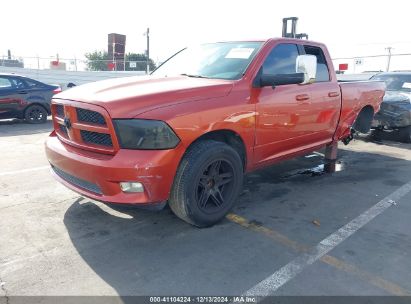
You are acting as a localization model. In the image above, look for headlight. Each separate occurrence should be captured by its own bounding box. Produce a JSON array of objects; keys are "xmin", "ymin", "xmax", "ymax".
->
[{"xmin": 113, "ymin": 119, "xmax": 180, "ymax": 150}]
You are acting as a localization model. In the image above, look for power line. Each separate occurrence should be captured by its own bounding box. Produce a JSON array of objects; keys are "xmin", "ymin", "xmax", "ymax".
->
[{"xmin": 332, "ymin": 53, "xmax": 411, "ymax": 60}]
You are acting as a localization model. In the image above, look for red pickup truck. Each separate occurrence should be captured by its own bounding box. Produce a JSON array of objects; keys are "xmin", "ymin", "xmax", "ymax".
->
[{"xmin": 46, "ymin": 38, "xmax": 385, "ymax": 227}]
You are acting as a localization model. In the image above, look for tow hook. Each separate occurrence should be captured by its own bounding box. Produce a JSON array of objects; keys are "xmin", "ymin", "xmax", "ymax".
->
[{"xmin": 342, "ymin": 129, "xmax": 356, "ymax": 145}]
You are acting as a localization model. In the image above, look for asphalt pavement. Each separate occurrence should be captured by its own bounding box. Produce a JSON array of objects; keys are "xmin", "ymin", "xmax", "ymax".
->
[{"xmin": 1, "ymin": 118, "xmax": 410, "ymax": 301}]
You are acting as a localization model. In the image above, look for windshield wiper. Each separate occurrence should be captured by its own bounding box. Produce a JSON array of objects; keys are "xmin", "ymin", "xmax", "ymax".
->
[{"xmin": 180, "ymin": 73, "xmax": 209, "ymax": 79}]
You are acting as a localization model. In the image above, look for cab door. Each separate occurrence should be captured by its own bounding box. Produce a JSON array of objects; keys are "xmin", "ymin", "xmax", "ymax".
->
[
  {"xmin": 253, "ymin": 43, "xmax": 315, "ymax": 164},
  {"xmin": 253, "ymin": 43, "xmax": 340, "ymax": 165},
  {"xmin": 299, "ymin": 45, "xmax": 341, "ymax": 144}
]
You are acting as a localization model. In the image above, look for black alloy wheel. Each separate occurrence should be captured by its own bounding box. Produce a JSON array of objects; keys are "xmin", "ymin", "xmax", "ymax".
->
[
  {"xmin": 169, "ymin": 140, "xmax": 244, "ymax": 227},
  {"xmin": 24, "ymin": 105, "xmax": 47, "ymax": 124},
  {"xmin": 196, "ymin": 159, "xmax": 235, "ymax": 214}
]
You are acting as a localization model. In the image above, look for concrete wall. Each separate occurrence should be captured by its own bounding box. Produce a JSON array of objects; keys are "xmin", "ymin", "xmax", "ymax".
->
[{"xmin": 0, "ymin": 66, "xmax": 145, "ymax": 89}]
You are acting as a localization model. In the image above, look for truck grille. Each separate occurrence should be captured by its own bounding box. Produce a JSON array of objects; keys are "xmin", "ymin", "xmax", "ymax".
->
[
  {"xmin": 81, "ymin": 130, "xmax": 113, "ymax": 147},
  {"xmin": 76, "ymin": 108, "xmax": 106, "ymax": 125},
  {"xmin": 52, "ymin": 165, "xmax": 102, "ymax": 195},
  {"xmin": 51, "ymin": 101, "xmax": 118, "ymax": 154}
]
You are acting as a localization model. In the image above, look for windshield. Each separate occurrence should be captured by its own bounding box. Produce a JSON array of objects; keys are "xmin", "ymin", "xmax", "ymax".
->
[
  {"xmin": 152, "ymin": 42, "xmax": 263, "ymax": 80},
  {"xmin": 371, "ymin": 74, "xmax": 411, "ymax": 93}
]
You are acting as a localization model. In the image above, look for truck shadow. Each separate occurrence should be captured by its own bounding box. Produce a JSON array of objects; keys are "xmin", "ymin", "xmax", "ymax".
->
[
  {"xmin": 63, "ymin": 148, "xmax": 411, "ymax": 297},
  {"xmin": 0, "ymin": 118, "xmax": 53, "ymax": 137}
]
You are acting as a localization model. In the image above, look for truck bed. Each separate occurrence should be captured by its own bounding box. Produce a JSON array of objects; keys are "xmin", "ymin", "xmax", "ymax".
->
[{"xmin": 334, "ymin": 81, "xmax": 385, "ymax": 140}]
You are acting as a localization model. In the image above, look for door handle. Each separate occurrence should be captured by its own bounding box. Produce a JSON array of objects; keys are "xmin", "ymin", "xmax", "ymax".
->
[
  {"xmin": 296, "ymin": 94, "xmax": 310, "ymax": 101},
  {"xmin": 18, "ymin": 91, "xmax": 28, "ymax": 94},
  {"xmin": 328, "ymin": 91, "xmax": 340, "ymax": 97}
]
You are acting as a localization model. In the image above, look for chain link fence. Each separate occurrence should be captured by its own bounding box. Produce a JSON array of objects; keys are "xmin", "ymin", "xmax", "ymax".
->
[
  {"xmin": 0, "ymin": 56, "xmax": 151, "ymax": 72},
  {"xmin": 1, "ymin": 53, "xmax": 411, "ymax": 74},
  {"xmin": 332, "ymin": 53, "xmax": 411, "ymax": 74}
]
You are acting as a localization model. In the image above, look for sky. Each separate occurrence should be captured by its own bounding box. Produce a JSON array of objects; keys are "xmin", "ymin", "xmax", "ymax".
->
[{"xmin": 1, "ymin": 0, "xmax": 411, "ymax": 72}]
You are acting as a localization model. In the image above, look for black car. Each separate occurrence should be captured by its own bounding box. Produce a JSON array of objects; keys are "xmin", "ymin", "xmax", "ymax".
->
[
  {"xmin": 0, "ymin": 73, "xmax": 60, "ymax": 123},
  {"xmin": 370, "ymin": 72, "xmax": 411, "ymax": 143}
]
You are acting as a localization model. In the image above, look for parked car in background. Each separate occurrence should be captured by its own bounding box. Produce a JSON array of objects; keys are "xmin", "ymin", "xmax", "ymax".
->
[
  {"xmin": 371, "ymin": 72, "xmax": 411, "ymax": 142},
  {"xmin": 0, "ymin": 73, "xmax": 61, "ymax": 123}
]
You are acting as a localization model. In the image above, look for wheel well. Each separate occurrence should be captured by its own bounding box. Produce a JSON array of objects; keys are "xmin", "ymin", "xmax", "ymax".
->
[
  {"xmin": 353, "ymin": 105, "xmax": 374, "ymax": 133},
  {"xmin": 24, "ymin": 103, "xmax": 50, "ymax": 115},
  {"xmin": 189, "ymin": 130, "xmax": 247, "ymax": 170}
]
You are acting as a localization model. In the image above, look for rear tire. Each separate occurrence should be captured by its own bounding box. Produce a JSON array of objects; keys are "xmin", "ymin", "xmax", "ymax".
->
[
  {"xmin": 169, "ymin": 140, "xmax": 243, "ymax": 227},
  {"xmin": 24, "ymin": 105, "xmax": 47, "ymax": 124},
  {"xmin": 399, "ymin": 126, "xmax": 411, "ymax": 143}
]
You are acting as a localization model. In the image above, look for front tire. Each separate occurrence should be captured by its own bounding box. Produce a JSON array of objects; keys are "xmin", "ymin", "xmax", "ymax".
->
[
  {"xmin": 24, "ymin": 105, "xmax": 47, "ymax": 124},
  {"xmin": 169, "ymin": 140, "xmax": 243, "ymax": 227}
]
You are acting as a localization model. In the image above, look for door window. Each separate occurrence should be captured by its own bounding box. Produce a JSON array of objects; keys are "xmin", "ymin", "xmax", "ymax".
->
[
  {"xmin": 303, "ymin": 46, "xmax": 330, "ymax": 82},
  {"xmin": 25, "ymin": 79, "xmax": 43, "ymax": 88},
  {"xmin": 262, "ymin": 44, "xmax": 299, "ymax": 75},
  {"xmin": 0, "ymin": 77, "xmax": 13, "ymax": 90},
  {"xmin": 9, "ymin": 78, "xmax": 27, "ymax": 89}
]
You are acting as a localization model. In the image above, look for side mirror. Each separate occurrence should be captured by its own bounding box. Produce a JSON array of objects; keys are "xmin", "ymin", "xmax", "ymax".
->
[
  {"xmin": 296, "ymin": 55, "xmax": 317, "ymax": 84},
  {"xmin": 253, "ymin": 54, "xmax": 317, "ymax": 88}
]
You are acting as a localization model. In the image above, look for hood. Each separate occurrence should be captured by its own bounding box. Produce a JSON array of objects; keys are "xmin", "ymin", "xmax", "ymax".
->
[{"xmin": 54, "ymin": 75, "xmax": 234, "ymax": 118}]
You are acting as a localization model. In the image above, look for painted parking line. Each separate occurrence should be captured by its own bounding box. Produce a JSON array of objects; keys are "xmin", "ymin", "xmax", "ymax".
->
[
  {"xmin": 227, "ymin": 182, "xmax": 411, "ymax": 296},
  {"xmin": 0, "ymin": 166, "xmax": 49, "ymax": 177},
  {"xmin": 239, "ymin": 180, "xmax": 411, "ymax": 297},
  {"xmin": 321, "ymin": 255, "xmax": 410, "ymax": 296},
  {"xmin": 226, "ymin": 214, "xmax": 306, "ymax": 253},
  {"xmin": 227, "ymin": 214, "xmax": 411, "ymax": 296}
]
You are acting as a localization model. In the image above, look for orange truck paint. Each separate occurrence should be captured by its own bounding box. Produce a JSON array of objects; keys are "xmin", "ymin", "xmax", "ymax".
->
[{"xmin": 45, "ymin": 38, "xmax": 385, "ymax": 205}]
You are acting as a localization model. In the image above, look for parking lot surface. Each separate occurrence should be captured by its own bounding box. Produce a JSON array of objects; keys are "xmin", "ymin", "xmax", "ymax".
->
[{"xmin": 1, "ymin": 119, "xmax": 411, "ymax": 298}]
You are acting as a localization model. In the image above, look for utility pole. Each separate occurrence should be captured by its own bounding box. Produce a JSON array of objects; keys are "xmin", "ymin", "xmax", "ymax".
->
[
  {"xmin": 146, "ymin": 28, "xmax": 150, "ymax": 74},
  {"xmin": 385, "ymin": 47, "xmax": 393, "ymax": 72},
  {"xmin": 74, "ymin": 55, "xmax": 78, "ymax": 72}
]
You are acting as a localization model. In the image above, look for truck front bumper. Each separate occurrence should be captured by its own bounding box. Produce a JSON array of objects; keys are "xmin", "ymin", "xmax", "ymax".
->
[{"xmin": 45, "ymin": 132, "xmax": 184, "ymax": 205}]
